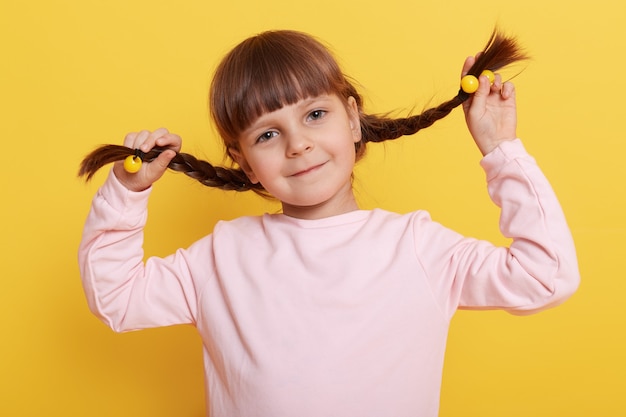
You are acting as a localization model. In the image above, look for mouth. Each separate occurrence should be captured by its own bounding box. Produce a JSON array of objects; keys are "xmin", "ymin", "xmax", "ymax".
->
[{"xmin": 291, "ymin": 162, "xmax": 326, "ymax": 177}]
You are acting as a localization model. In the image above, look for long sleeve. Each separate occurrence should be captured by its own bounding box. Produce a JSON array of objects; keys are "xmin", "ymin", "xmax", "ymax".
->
[
  {"xmin": 415, "ymin": 139, "xmax": 580, "ymax": 317},
  {"xmin": 78, "ymin": 170, "xmax": 207, "ymax": 332}
]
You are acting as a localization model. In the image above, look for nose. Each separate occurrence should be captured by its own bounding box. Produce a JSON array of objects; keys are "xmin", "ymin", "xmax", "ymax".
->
[{"xmin": 286, "ymin": 134, "xmax": 314, "ymax": 157}]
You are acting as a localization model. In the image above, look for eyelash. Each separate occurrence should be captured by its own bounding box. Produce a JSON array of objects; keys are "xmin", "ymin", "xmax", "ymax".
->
[
  {"xmin": 307, "ymin": 109, "xmax": 326, "ymax": 121},
  {"xmin": 254, "ymin": 109, "xmax": 327, "ymax": 144},
  {"xmin": 256, "ymin": 131, "xmax": 278, "ymax": 143}
]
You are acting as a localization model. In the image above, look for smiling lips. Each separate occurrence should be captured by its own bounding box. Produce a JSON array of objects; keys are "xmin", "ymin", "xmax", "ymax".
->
[{"xmin": 291, "ymin": 162, "xmax": 327, "ymax": 177}]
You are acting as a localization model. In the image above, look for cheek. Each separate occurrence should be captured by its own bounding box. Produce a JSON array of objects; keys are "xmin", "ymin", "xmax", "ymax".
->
[
  {"xmin": 333, "ymin": 140, "xmax": 357, "ymax": 173},
  {"xmin": 338, "ymin": 129, "xmax": 359, "ymax": 161},
  {"xmin": 246, "ymin": 152, "xmax": 281, "ymax": 181}
]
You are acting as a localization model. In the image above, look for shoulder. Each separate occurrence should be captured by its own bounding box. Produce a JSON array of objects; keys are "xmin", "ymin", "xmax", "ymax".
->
[
  {"xmin": 213, "ymin": 214, "xmax": 267, "ymax": 236},
  {"xmin": 369, "ymin": 208, "xmax": 434, "ymax": 226}
]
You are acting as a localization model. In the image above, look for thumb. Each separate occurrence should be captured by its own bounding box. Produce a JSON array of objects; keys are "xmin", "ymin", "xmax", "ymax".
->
[
  {"xmin": 144, "ymin": 149, "xmax": 177, "ymax": 183},
  {"xmin": 467, "ymin": 75, "xmax": 491, "ymax": 117}
]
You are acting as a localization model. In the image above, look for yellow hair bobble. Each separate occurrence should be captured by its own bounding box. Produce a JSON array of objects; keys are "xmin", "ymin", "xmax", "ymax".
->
[
  {"xmin": 460, "ymin": 75, "xmax": 479, "ymax": 93},
  {"xmin": 481, "ymin": 69, "xmax": 495, "ymax": 84},
  {"xmin": 123, "ymin": 149, "xmax": 145, "ymax": 173},
  {"xmin": 460, "ymin": 70, "xmax": 496, "ymax": 94},
  {"xmin": 123, "ymin": 155, "xmax": 142, "ymax": 173}
]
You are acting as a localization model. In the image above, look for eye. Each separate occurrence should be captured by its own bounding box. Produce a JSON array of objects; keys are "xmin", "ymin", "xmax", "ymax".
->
[
  {"xmin": 256, "ymin": 130, "xmax": 278, "ymax": 144},
  {"xmin": 307, "ymin": 109, "xmax": 326, "ymax": 121}
]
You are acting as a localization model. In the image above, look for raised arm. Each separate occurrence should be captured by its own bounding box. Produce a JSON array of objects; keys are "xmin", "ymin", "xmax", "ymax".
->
[
  {"xmin": 78, "ymin": 129, "xmax": 207, "ymax": 332},
  {"xmin": 415, "ymin": 61, "xmax": 579, "ymax": 317}
]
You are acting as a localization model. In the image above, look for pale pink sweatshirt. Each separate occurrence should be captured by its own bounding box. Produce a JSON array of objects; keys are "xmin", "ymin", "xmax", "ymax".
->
[{"xmin": 78, "ymin": 139, "xmax": 579, "ymax": 416}]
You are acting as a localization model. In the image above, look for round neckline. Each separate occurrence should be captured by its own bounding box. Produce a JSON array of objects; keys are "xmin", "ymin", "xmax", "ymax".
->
[{"xmin": 269, "ymin": 209, "xmax": 372, "ymax": 229}]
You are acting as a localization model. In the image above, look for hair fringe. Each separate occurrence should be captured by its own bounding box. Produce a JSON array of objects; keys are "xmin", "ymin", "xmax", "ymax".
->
[{"xmin": 78, "ymin": 26, "xmax": 528, "ymax": 191}]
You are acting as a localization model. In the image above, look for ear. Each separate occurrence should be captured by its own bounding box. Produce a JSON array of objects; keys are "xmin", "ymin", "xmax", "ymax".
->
[
  {"xmin": 228, "ymin": 147, "xmax": 259, "ymax": 184},
  {"xmin": 346, "ymin": 96, "xmax": 362, "ymax": 143}
]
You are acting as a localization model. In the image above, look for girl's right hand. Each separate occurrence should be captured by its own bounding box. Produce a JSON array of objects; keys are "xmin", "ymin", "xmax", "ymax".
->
[{"xmin": 112, "ymin": 128, "xmax": 181, "ymax": 191}]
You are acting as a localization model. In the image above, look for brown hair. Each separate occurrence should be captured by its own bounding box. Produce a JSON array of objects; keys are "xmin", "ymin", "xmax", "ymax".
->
[{"xmin": 79, "ymin": 27, "xmax": 527, "ymax": 192}]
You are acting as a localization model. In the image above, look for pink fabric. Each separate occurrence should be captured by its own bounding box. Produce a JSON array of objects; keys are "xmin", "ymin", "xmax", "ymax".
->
[{"xmin": 78, "ymin": 139, "xmax": 579, "ymax": 416}]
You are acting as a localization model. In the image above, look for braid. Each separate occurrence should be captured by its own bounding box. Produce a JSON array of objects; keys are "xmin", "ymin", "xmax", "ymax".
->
[
  {"xmin": 78, "ymin": 27, "xmax": 527, "ymax": 192},
  {"xmin": 78, "ymin": 145, "xmax": 265, "ymax": 193},
  {"xmin": 360, "ymin": 27, "xmax": 528, "ymax": 143}
]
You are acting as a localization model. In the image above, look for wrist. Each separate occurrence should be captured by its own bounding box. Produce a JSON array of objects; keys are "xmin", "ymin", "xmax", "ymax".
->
[
  {"xmin": 479, "ymin": 137, "xmax": 518, "ymax": 157},
  {"xmin": 112, "ymin": 163, "xmax": 152, "ymax": 192}
]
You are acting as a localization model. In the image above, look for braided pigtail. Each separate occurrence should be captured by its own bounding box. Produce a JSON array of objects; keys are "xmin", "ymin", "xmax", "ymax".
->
[
  {"xmin": 360, "ymin": 27, "xmax": 528, "ymax": 143},
  {"xmin": 78, "ymin": 27, "xmax": 527, "ymax": 192},
  {"xmin": 78, "ymin": 145, "xmax": 265, "ymax": 193}
]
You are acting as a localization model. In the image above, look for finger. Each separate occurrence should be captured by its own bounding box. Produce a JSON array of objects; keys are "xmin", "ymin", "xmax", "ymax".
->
[
  {"xmin": 155, "ymin": 149, "xmax": 177, "ymax": 167},
  {"xmin": 143, "ymin": 149, "xmax": 177, "ymax": 182},
  {"xmin": 491, "ymin": 73, "xmax": 503, "ymax": 92},
  {"xmin": 501, "ymin": 81, "xmax": 516, "ymax": 100},
  {"xmin": 124, "ymin": 129, "xmax": 151, "ymax": 150},
  {"xmin": 468, "ymin": 74, "xmax": 492, "ymax": 112},
  {"xmin": 461, "ymin": 55, "xmax": 475, "ymax": 77},
  {"xmin": 154, "ymin": 132, "xmax": 182, "ymax": 152},
  {"xmin": 123, "ymin": 130, "xmax": 149, "ymax": 148},
  {"xmin": 461, "ymin": 51, "xmax": 485, "ymax": 76},
  {"xmin": 123, "ymin": 132, "xmax": 138, "ymax": 147},
  {"xmin": 139, "ymin": 128, "xmax": 170, "ymax": 153}
]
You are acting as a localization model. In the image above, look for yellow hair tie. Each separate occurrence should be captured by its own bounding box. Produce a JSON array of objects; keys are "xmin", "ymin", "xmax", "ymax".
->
[
  {"xmin": 460, "ymin": 75, "xmax": 479, "ymax": 93},
  {"xmin": 123, "ymin": 149, "xmax": 144, "ymax": 173},
  {"xmin": 460, "ymin": 70, "xmax": 496, "ymax": 94},
  {"xmin": 481, "ymin": 69, "xmax": 495, "ymax": 84}
]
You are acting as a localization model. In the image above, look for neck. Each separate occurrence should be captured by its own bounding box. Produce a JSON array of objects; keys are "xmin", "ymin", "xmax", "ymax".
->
[{"xmin": 281, "ymin": 190, "xmax": 359, "ymax": 220}]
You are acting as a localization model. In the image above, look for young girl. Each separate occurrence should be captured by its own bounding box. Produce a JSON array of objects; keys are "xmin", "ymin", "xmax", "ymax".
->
[{"xmin": 78, "ymin": 29, "xmax": 579, "ymax": 416}]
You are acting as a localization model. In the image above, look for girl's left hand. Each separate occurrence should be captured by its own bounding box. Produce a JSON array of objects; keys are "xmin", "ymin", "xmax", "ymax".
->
[{"xmin": 461, "ymin": 54, "xmax": 518, "ymax": 156}]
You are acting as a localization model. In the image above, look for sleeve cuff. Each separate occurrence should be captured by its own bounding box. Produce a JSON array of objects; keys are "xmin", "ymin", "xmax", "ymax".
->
[
  {"xmin": 97, "ymin": 169, "xmax": 153, "ymax": 218},
  {"xmin": 480, "ymin": 138, "xmax": 535, "ymax": 181}
]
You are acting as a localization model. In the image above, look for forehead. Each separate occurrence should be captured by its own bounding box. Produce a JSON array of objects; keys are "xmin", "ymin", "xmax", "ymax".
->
[{"xmin": 210, "ymin": 31, "xmax": 346, "ymax": 141}]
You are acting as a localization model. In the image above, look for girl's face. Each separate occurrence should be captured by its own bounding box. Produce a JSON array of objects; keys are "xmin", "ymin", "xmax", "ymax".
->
[{"xmin": 230, "ymin": 94, "xmax": 362, "ymax": 219}]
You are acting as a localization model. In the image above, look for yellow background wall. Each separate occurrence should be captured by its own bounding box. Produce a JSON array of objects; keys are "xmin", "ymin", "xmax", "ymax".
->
[{"xmin": 1, "ymin": 0, "xmax": 624, "ymax": 415}]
